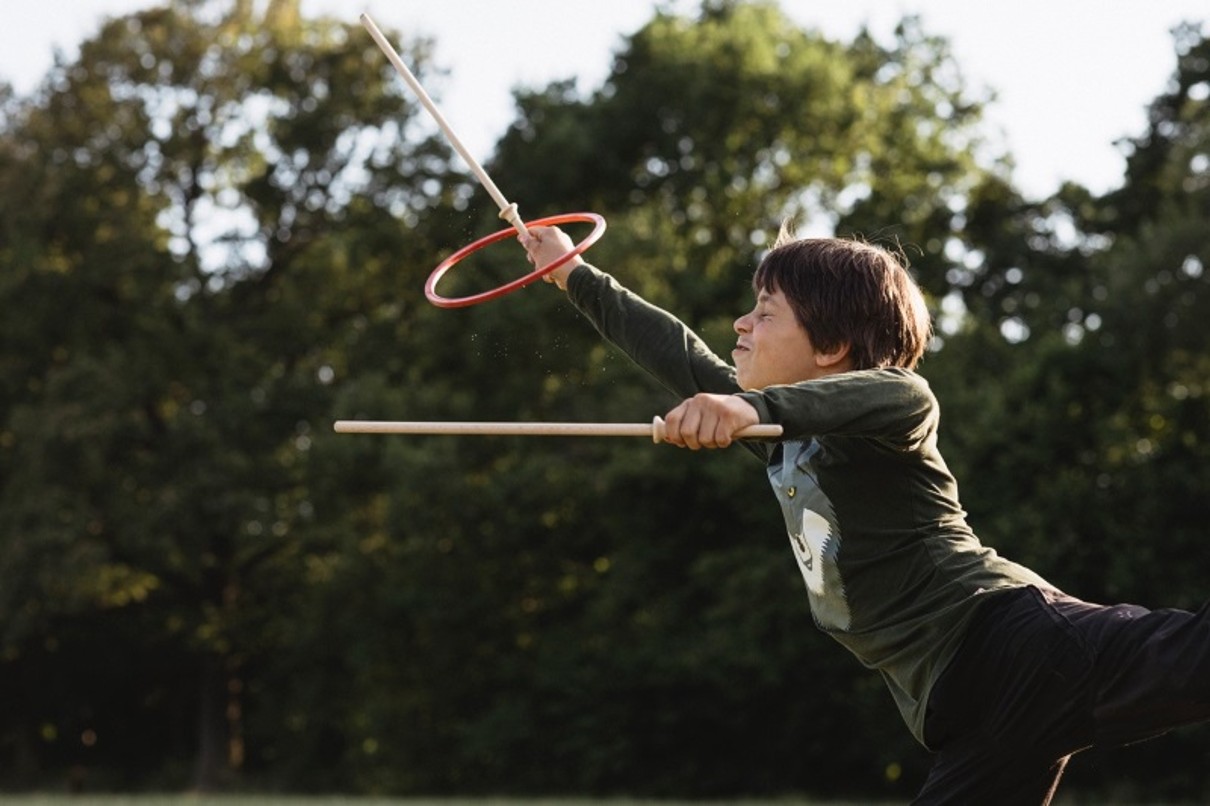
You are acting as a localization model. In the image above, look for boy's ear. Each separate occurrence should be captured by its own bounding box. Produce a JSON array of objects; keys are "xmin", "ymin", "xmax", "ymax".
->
[{"xmin": 815, "ymin": 342, "xmax": 851, "ymax": 369}]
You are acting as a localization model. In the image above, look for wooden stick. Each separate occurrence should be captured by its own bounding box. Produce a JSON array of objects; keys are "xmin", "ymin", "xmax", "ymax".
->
[
  {"xmin": 360, "ymin": 13, "xmax": 528, "ymax": 237},
  {"xmin": 333, "ymin": 417, "xmax": 783, "ymax": 443}
]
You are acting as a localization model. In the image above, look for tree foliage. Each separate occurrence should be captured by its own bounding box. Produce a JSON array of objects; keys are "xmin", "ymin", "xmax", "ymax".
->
[{"xmin": 0, "ymin": 0, "xmax": 460, "ymax": 790}]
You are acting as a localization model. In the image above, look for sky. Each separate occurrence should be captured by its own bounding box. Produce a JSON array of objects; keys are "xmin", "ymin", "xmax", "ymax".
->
[{"xmin": 1, "ymin": 0, "xmax": 1206, "ymax": 199}]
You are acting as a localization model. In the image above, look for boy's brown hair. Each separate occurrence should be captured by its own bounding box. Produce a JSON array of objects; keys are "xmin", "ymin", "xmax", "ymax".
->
[{"xmin": 753, "ymin": 226, "xmax": 932, "ymax": 370}]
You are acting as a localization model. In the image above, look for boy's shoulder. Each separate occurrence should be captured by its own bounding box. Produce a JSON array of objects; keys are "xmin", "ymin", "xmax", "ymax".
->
[
  {"xmin": 825, "ymin": 367, "xmax": 939, "ymax": 418},
  {"xmin": 831, "ymin": 366, "xmax": 932, "ymax": 393}
]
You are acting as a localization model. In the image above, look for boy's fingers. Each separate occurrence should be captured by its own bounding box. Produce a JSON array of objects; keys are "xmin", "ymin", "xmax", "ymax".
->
[
  {"xmin": 519, "ymin": 228, "xmax": 544, "ymax": 266},
  {"xmin": 663, "ymin": 394, "xmax": 753, "ymax": 450},
  {"xmin": 712, "ymin": 421, "xmax": 733, "ymax": 449},
  {"xmin": 702, "ymin": 415, "xmax": 731, "ymax": 449},
  {"xmin": 663, "ymin": 406, "xmax": 687, "ymax": 448},
  {"xmin": 679, "ymin": 408, "xmax": 705, "ymax": 450}
]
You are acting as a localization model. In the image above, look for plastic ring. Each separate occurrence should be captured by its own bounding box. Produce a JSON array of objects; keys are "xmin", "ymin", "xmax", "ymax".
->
[{"xmin": 425, "ymin": 212, "xmax": 606, "ymax": 309}]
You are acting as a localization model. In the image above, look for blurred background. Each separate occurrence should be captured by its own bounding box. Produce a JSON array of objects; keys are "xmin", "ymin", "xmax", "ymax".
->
[{"xmin": 1, "ymin": 0, "xmax": 1208, "ymax": 801}]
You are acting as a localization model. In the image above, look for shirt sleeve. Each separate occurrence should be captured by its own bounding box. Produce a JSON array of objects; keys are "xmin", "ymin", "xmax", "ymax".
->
[
  {"xmin": 566, "ymin": 263, "xmax": 741, "ymax": 400},
  {"xmin": 737, "ymin": 368, "xmax": 939, "ymax": 452}
]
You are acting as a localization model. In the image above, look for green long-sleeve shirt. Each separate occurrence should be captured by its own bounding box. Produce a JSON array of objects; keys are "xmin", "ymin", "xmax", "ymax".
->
[{"xmin": 567, "ymin": 263, "xmax": 1051, "ymax": 746}]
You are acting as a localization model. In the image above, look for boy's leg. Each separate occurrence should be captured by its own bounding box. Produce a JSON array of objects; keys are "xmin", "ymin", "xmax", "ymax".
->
[
  {"xmin": 1053, "ymin": 597, "xmax": 1210, "ymax": 744},
  {"xmin": 918, "ymin": 588, "xmax": 1210, "ymax": 803},
  {"xmin": 913, "ymin": 746, "xmax": 1070, "ymax": 806},
  {"xmin": 916, "ymin": 587, "xmax": 1096, "ymax": 804}
]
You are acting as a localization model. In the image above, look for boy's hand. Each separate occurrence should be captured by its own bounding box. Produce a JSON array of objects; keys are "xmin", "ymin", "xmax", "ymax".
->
[
  {"xmin": 519, "ymin": 225, "xmax": 584, "ymax": 291},
  {"xmin": 662, "ymin": 393, "xmax": 761, "ymax": 450}
]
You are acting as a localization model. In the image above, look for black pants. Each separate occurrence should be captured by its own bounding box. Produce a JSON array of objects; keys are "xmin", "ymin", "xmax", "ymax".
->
[{"xmin": 914, "ymin": 585, "xmax": 1210, "ymax": 805}]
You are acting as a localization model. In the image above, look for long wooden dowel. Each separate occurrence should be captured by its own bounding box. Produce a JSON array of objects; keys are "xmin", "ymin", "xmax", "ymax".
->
[
  {"xmin": 360, "ymin": 13, "xmax": 528, "ymax": 237},
  {"xmin": 333, "ymin": 417, "xmax": 783, "ymax": 444}
]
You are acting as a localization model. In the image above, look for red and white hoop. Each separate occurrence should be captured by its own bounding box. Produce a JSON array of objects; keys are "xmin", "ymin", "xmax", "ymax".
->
[{"xmin": 424, "ymin": 212, "xmax": 606, "ymax": 308}]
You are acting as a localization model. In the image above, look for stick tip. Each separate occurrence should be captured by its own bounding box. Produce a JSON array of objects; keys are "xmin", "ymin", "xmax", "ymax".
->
[{"xmin": 651, "ymin": 415, "xmax": 666, "ymax": 444}]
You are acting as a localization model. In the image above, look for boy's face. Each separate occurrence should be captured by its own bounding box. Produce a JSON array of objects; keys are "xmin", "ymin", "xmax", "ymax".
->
[{"xmin": 732, "ymin": 288, "xmax": 824, "ymax": 390}]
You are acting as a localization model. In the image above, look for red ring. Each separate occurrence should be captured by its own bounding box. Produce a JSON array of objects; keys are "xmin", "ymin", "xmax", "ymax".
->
[{"xmin": 425, "ymin": 212, "xmax": 606, "ymax": 308}]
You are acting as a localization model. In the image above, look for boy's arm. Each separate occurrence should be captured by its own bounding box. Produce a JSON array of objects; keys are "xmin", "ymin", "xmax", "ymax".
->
[
  {"xmin": 521, "ymin": 222, "xmax": 738, "ymax": 399},
  {"xmin": 566, "ymin": 264, "xmax": 740, "ymax": 399},
  {"xmin": 520, "ymin": 230, "xmax": 933, "ymax": 452},
  {"xmin": 520, "ymin": 226, "xmax": 781, "ymax": 453},
  {"xmin": 737, "ymin": 368, "xmax": 938, "ymax": 452}
]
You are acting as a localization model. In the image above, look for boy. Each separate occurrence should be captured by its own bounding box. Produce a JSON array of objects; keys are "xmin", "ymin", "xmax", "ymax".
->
[{"xmin": 520, "ymin": 224, "xmax": 1210, "ymax": 804}]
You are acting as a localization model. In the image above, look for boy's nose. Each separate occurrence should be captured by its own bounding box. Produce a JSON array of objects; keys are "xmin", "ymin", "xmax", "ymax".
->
[{"xmin": 734, "ymin": 314, "xmax": 751, "ymax": 334}]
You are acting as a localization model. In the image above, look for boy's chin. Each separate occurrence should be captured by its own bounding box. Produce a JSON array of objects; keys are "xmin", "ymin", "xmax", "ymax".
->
[{"xmin": 735, "ymin": 364, "xmax": 765, "ymax": 391}]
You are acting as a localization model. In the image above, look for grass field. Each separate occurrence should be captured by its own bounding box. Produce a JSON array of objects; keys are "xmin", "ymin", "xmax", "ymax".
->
[
  {"xmin": 0, "ymin": 797, "xmax": 1191, "ymax": 806},
  {"xmin": 0, "ymin": 793, "xmax": 909, "ymax": 798}
]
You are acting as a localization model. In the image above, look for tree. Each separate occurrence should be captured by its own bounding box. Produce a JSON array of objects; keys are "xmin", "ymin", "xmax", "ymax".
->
[{"xmin": 0, "ymin": 0, "xmax": 456, "ymax": 789}]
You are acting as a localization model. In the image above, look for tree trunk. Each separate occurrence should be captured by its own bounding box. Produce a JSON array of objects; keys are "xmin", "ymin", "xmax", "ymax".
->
[{"xmin": 192, "ymin": 654, "xmax": 228, "ymax": 792}]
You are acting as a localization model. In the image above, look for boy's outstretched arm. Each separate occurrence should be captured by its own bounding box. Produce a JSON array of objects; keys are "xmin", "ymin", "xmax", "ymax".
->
[
  {"xmin": 521, "ymin": 225, "xmax": 756, "ymax": 452},
  {"xmin": 662, "ymin": 392, "xmax": 761, "ymax": 450}
]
